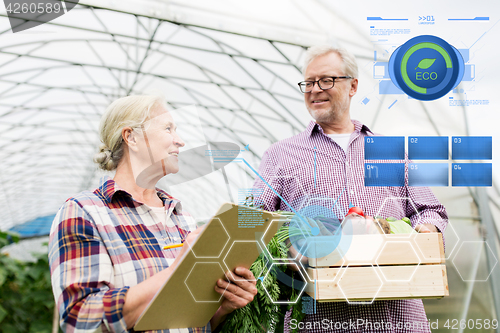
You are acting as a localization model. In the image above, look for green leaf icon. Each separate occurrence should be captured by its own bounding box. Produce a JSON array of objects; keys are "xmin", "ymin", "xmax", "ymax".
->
[{"xmin": 415, "ymin": 58, "xmax": 436, "ymax": 70}]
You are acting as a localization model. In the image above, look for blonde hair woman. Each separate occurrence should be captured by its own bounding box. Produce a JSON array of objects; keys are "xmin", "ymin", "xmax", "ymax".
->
[{"xmin": 49, "ymin": 95, "xmax": 257, "ymax": 333}]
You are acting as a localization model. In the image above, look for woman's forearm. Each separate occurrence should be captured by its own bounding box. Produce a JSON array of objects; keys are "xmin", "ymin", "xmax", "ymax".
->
[
  {"xmin": 210, "ymin": 306, "xmax": 229, "ymax": 330},
  {"xmin": 122, "ymin": 266, "xmax": 173, "ymax": 329}
]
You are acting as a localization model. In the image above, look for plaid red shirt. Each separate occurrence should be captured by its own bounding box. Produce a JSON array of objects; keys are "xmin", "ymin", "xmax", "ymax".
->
[
  {"xmin": 254, "ymin": 120, "xmax": 448, "ymax": 333},
  {"xmin": 48, "ymin": 177, "xmax": 211, "ymax": 333}
]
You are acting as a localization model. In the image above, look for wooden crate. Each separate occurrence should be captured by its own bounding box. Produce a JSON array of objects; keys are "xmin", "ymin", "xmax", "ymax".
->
[{"xmin": 305, "ymin": 233, "xmax": 449, "ymax": 302}]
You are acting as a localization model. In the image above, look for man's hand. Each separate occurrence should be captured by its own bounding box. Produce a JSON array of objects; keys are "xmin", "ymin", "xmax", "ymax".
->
[{"xmin": 415, "ymin": 223, "xmax": 439, "ymax": 233}]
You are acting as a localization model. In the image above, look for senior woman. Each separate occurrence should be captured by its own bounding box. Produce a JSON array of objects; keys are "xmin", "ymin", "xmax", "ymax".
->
[{"xmin": 48, "ymin": 95, "xmax": 257, "ymax": 333}]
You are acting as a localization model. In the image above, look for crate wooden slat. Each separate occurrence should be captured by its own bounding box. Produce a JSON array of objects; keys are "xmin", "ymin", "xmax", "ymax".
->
[
  {"xmin": 306, "ymin": 264, "xmax": 449, "ymax": 302},
  {"xmin": 308, "ymin": 233, "xmax": 445, "ymax": 267},
  {"xmin": 305, "ymin": 233, "xmax": 448, "ymax": 301}
]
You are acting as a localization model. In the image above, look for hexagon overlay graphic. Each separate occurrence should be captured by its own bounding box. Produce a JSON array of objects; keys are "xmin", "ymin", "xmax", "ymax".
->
[
  {"xmin": 261, "ymin": 262, "xmax": 307, "ymax": 304},
  {"xmin": 338, "ymin": 264, "xmax": 383, "ymax": 304},
  {"xmin": 288, "ymin": 197, "xmax": 344, "ymax": 259},
  {"xmin": 452, "ymin": 241, "xmax": 498, "ymax": 282},
  {"xmin": 185, "ymin": 217, "xmax": 230, "ymax": 258},
  {"xmin": 375, "ymin": 197, "xmax": 422, "ymax": 239},
  {"xmin": 261, "ymin": 218, "xmax": 300, "ymax": 261},
  {"xmin": 376, "ymin": 241, "xmax": 421, "ymax": 281},
  {"xmin": 303, "ymin": 195, "xmax": 345, "ymax": 223},
  {"xmin": 298, "ymin": 248, "xmax": 346, "ymax": 283},
  {"xmin": 223, "ymin": 240, "xmax": 265, "ymax": 281},
  {"xmin": 442, "ymin": 220, "xmax": 460, "ymax": 260},
  {"xmin": 185, "ymin": 262, "xmax": 227, "ymax": 302},
  {"xmin": 337, "ymin": 215, "xmax": 382, "ymax": 262}
]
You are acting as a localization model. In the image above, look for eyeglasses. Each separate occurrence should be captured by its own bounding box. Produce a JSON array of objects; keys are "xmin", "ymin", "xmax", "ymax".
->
[{"xmin": 298, "ymin": 76, "xmax": 352, "ymax": 93}]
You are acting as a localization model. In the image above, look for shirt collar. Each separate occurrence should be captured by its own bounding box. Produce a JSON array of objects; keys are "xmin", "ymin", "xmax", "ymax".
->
[
  {"xmin": 98, "ymin": 176, "xmax": 180, "ymax": 208},
  {"xmin": 306, "ymin": 119, "xmax": 373, "ymax": 137}
]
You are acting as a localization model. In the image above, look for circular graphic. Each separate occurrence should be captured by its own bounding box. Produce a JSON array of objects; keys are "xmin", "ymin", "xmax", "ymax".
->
[
  {"xmin": 288, "ymin": 204, "xmax": 352, "ymax": 259},
  {"xmin": 389, "ymin": 35, "xmax": 465, "ymax": 101}
]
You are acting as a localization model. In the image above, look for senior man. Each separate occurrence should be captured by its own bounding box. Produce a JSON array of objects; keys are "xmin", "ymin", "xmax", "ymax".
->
[{"xmin": 253, "ymin": 45, "xmax": 448, "ymax": 333}]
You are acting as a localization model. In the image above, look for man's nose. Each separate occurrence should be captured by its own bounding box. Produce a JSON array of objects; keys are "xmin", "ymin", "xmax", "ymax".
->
[{"xmin": 310, "ymin": 81, "xmax": 323, "ymax": 94}]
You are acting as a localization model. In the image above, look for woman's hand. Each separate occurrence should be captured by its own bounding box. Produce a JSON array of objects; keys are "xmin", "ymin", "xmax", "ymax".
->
[
  {"xmin": 210, "ymin": 267, "xmax": 257, "ymax": 329},
  {"xmin": 169, "ymin": 226, "xmax": 205, "ymax": 269}
]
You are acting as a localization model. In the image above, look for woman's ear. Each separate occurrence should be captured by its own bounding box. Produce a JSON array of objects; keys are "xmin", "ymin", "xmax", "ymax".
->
[{"xmin": 122, "ymin": 127, "xmax": 139, "ymax": 152}]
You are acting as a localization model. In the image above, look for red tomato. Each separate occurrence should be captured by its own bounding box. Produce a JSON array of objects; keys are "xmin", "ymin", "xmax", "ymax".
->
[{"xmin": 347, "ymin": 206, "xmax": 364, "ymax": 217}]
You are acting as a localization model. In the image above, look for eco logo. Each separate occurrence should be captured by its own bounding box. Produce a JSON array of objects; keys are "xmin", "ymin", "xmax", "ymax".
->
[
  {"xmin": 3, "ymin": 0, "xmax": 78, "ymax": 33},
  {"xmin": 389, "ymin": 35, "xmax": 465, "ymax": 101}
]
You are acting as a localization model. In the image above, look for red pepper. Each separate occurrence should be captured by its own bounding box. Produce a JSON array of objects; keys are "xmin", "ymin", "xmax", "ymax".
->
[{"xmin": 346, "ymin": 206, "xmax": 364, "ymax": 217}]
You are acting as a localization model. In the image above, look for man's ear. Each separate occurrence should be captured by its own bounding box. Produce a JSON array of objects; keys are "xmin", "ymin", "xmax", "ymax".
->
[
  {"xmin": 349, "ymin": 78, "xmax": 358, "ymax": 97},
  {"xmin": 122, "ymin": 127, "xmax": 139, "ymax": 152}
]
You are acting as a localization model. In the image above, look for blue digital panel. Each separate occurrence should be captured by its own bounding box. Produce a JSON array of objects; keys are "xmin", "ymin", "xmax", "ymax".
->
[
  {"xmin": 364, "ymin": 137, "xmax": 405, "ymax": 160},
  {"xmin": 452, "ymin": 163, "xmax": 492, "ymax": 187},
  {"xmin": 408, "ymin": 163, "xmax": 449, "ymax": 186},
  {"xmin": 408, "ymin": 137, "xmax": 448, "ymax": 160},
  {"xmin": 365, "ymin": 163, "xmax": 405, "ymax": 186},
  {"xmin": 452, "ymin": 137, "xmax": 492, "ymax": 160}
]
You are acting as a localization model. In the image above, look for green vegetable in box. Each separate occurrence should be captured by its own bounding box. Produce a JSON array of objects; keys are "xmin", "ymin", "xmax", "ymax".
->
[
  {"xmin": 383, "ymin": 216, "xmax": 416, "ymax": 234},
  {"xmin": 388, "ymin": 220, "xmax": 416, "ymax": 234}
]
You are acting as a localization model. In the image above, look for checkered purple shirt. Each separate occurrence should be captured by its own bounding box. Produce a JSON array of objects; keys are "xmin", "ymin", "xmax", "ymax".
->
[
  {"xmin": 48, "ymin": 177, "xmax": 211, "ymax": 333},
  {"xmin": 253, "ymin": 120, "xmax": 448, "ymax": 333}
]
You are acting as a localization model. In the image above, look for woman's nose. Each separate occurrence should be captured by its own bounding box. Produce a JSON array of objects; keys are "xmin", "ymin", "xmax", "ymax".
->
[{"xmin": 174, "ymin": 133, "xmax": 185, "ymax": 147}]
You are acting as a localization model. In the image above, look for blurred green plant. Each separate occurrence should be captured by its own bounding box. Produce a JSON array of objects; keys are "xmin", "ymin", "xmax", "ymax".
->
[{"xmin": 0, "ymin": 230, "xmax": 59, "ymax": 333}]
